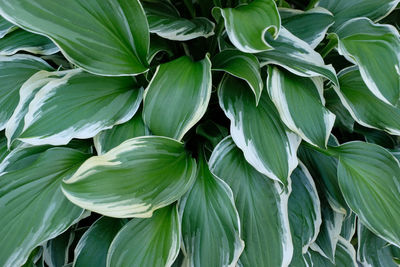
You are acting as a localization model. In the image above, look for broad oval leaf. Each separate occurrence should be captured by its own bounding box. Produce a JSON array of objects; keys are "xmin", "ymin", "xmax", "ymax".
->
[
  {"xmin": 8, "ymin": 69, "xmax": 143, "ymax": 146},
  {"xmin": 335, "ymin": 18, "xmax": 400, "ymax": 106},
  {"xmin": 0, "ymin": 0, "xmax": 149, "ymax": 76},
  {"xmin": 212, "ymin": 0, "xmax": 280, "ymax": 53},
  {"xmin": 107, "ymin": 205, "xmax": 180, "ymax": 267},
  {"xmin": 334, "ymin": 141, "xmax": 400, "ymax": 247},
  {"xmin": 218, "ymin": 75, "xmax": 301, "ymax": 185},
  {"xmin": 74, "ymin": 217, "xmax": 125, "ymax": 267},
  {"xmin": 0, "ymin": 147, "xmax": 89, "ymax": 267},
  {"xmin": 180, "ymin": 152, "xmax": 244, "ymax": 267},
  {"xmin": 267, "ymin": 67, "xmax": 335, "ymax": 148},
  {"xmin": 334, "ymin": 66, "xmax": 400, "ymax": 135},
  {"xmin": 280, "ymin": 7, "xmax": 334, "ymax": 48},
  {"xmin": 62, "ymin": 136, "xmax": 196, "ymax": 218},
  {"xmin": 212, "ymin": 49, "xmax": 263, "ymax": 104},
  {"xmin": 209, "ymin": 137, "xmax": 293, "ymax": 267},
  {"xmin": 0, "ymin": 54, "xmax": 52, "ymax": 131},
  {"xmin": 144, "ymin": 1, "xmax": 214, "ymax": 41},
  {"xmin": 257, "ymin": 27, "xmax": 338, "ymax": 86},
  {"xmin": 143, "ymin": 56, "xmax": 212, "ymax": 140},
  {"xmin": 0, "ymin": 29, "xmax": 58, "ymax": 55},
  {"xmin": 319, "ymin": 0, "xmax": 400, "ymax": 30}
]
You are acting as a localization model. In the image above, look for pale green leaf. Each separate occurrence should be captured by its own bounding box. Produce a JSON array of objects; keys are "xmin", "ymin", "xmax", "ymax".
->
[
  {"xmin": 107, "ymin": 205, "xmax": 180, "ymax": 267},
  {"xmin": 218, "ymin": 75, "xmax": 301, "ymax": 185},
  {"xmin": 143, "ymin": 56, "xmax": 211, "ymax": 140},
  {"xmin": 267, "ymin": 67, "xmax": 335, "ymax": 148},
  {"xmin": 212, "ymin": 0, "xmax": 280, "ymax": 53},
  {"xmin": 209, "ymin": 137, "xmax": 293, "ymax": 267},
  {"xmin": 0, "ymin": 147, "xmax": 89, "ymax": 267},
  {"xmin": 8, "ymin": 69, "xmax": 143, "ymax": 146},
  {"xmin": 62, "ymin": 136, "xmax": 196, "ymax": 218},
  {"xmin": 334, "ymin": 18, "xmax": 400, "ymax": 106},
  {"xmin": 212, "ymin": 49, "xmax": 263, "ymax": 104},
  {"xmin": 0, "ymin": 0, "xmax": 149, "ymax": 76}
]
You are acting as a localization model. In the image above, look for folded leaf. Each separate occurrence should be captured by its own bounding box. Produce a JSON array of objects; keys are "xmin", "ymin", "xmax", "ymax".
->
[
  {"xmin": 0, "ymin": 29, "xmax": 58, "ymax": 55},
  {"xmin": 143, "ymin": 56, "xmax": 211, "ymax": 140},
  {"xmin": 107, "ymin": 205, "xmax": 180, "ymax": 267},
  {"xmin": 144, "ymin": 1, "xmax": 214, "ymax": 41},
  {"xmin": 257, "ymin": 27, "xmax": 338, "ymax": 86},
  {"xmin": 334, "ymin": 66, "xmax": 400, "ymax": 135},
  {"xmin": 43, "ymin": 229, "xmax": 74, "ymax": 267},
  {"xmin": 209, "ymin": 137, "xmax": 293, "ymax": 267},
  {"xmin": 308, "ymin": 237, "xmax": 357, "ymax": 266},
  {"xmin": 333, "ymin": 141, "xmax": 400, "ymax": 247},
  {"xmin": 180, "ymin": 151, "xmax": 244, "ymax": 267},
  {"xmin": 267, "ymin": 67, "xmax": 335, "ymax": 148},
  {"xmin": 0, "ymin": 147, "xmax": 88, "ymax": 267},
  {"xmin": 334, "ymin": 18, "xmax": 400, "ymax": 106},
  {"xmin": 74, "ymin": 217, "xmax": 125, "ymax": 267},
  {"xmin": 212, "ymin": 49, "xmax": 263, "ymax": 104},
  {"xmin": 0, "ymin": 54, "xmax": 52, "ymax": 130},
  {"xmin": 62, "ymin": 136, "xmax": 196, "ymax": 218},
  {"xmin": 0, "ymin": 0, "xmax": 149, "ymax": 75},
  {"xmin": 218, "ymin": 75, "xmax": 301, "ymax": 185},
  {"xmin": 9, "ymin": 69, "xmax": 142, "ymax": 146},
  {"xmin": 0, "ymin": 16, "xmax": 16, "ymax": 38},
  {"xmin": 280, "ymin": 7, "xmax": 334, "ymax": 48},
  {"xmin": 212, "ymin": 0, "xmax": 280, "ymax": 53}
]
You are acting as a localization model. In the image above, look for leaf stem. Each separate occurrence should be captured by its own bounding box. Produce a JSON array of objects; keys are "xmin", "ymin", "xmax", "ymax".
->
[
  {"xmin": 209, "ymin": 18, "xmax": 224, "ymax": 57},
  {"xmin": 303, "ymin": 142, "xmax": 339, "ymax": 157},
  {"xmin": 320, "ymin": 37, "xmax": 338, "ymax": 58}
]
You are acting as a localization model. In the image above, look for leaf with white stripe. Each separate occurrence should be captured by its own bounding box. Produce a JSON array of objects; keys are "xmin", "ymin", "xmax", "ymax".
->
[
  {"xmin": 0, "ymin": 147, "xmax": 89, "ymax": 267},
  {"xmin": 333, "ymin": 66, "xmax": 400, "ymax": 135},
  {"xmin": 0, "ymin": 0, "xmax": 149, "ymax": 76},
  {"xmin": 0, "ymin": 29, "xmax": 58, "ymax": 55},
  {"xmin": 10, "ymin": 69, "xmax": 143, "ymax": 146},
  {"xmin": 308, "ymin": 237, "xmax": 357, "ymax": 267},
  {"xmin": 144, "ymin": 1, "xmax": 214, "ymax": 41},
  {"xmin": 340, "ymin": 212, "xmax": 357, "ymax": 242},
  {"xmin": 0, "ymin": 54, "xmax": 52, "ymax": 131},
  {"xmin": 180, "ymin": 151, "xmax": 244, "ymax": 267},
  {"xmin": 212, "ymin": 0, "xmax": 280, "ymax": 53},
  {"xmin": 332, "ymin": 141, "xmax": 400, "ymax": 248},
  {"xmin": 107, "ymin": 205, "xmax": 180, "ymax": 267},
  {"xmin": 62, "ymin": 136, "xmax": 196, "ymax": 218},
  {"xmin": 212, "ymin": 49, "xmax": 263, "ymax": 104},
  {"xmin": 267, "ymin": 67, "xmax": 335, "ymax": 148},
  {"xmin": 143, "ymin": 56, "xmax": 211, "ymax": 140},
  {"xmin": 0, "ymin": 16, "xmax": 16, "ymax": 38},
  {"xmin": 334, "ymin": 18, "xmax": 400, "ymax": 106},
  {"xmin": 257, "ymin": 27, "xmax": 338, "ymax": 86},
  {"xmin": 280, "ymin": 7, "xmax": 334, "ymax": 48},
  {"xmin": 209, "ymin": 137, "xmax": 292, "ymax": 267},
  {"xmin": 218, "ymin": 75, "xmax": 301, "ymax": 185}
]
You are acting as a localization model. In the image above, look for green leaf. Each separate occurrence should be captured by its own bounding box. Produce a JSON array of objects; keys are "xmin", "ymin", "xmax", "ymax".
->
[
  {"xmin": 334, "ymin": 141, "xmax": 400, "ymax": 247},
  {"xmin": 209, "ymin": 137, "xmax": 293, "ymax": 267},
  {"xmin": 0, "ymin": 29, "xmax": 58, "ymax": 55},
  {"xmin": 43, "ymin": 229, "xmax": 74, "ymax": 267},
  {"xmin": 333, "ymin": 66, "xmax": 400, "ymax": 135},
  {"xmin": 218, "ymin": 75, "xmax": 301, "ymax": 185},
  {"xmin": 212, "ymin": 49, "xmax": 263, "ymax": 104},
  {"xmin": 0, "ymin": 0, "xmax": 149, "ymax": 76},
  {"xmin": 212, "ymin": 0, "xmax": 280, "ymax": 53},
  {"xmin": 62, "ymin": 136, "xmax": 196, "ymax": 218},
  {"xmin": 0, "ymin": 54, "xmax": 52, "ymax": 130},
  {"xmin": 308, "ymin": 237, "xmax": 357, "ymax": 267},
  {"xmin": 7, "ymin": 69, "xmax": 143, "ymax": 146},
  {"xmin": 107, "ymin": 205, "xmax": 180, "ymax": 267},
  {"xmin": 74, "ymin": 217, "xmax": 125, "ymax": 267},
  {"xmin": 0, "ymin": 133, "xmax": 8, "ymax": 162},
  {"xmin": 0, "ymin": 16, "xmax": 16, "ymax": 38},
  {"xmin": 358, "ymin": 222, "xmax": 400, "ymax": 267},
  {"xmin": 0, "ymin": 147, "xmax": 89, "ymax": 267},
  {"xmin": 324, "ymin": 87, "xmax": 354, "ymax": 132},
  {"xmin": 340, "ymin": 212, "xmax": 357, "ymax": 241},
  {"xmin": 143, "ymin": 1, "xmax": 214, "ymax": 41},
  {"xmin": 334, "ymin": 18, "xmax": 400, "ymax": 106},
  {"xmin": 143, "ymin": 56, "xmax": 211, "ymax": 140},
  {"xmin": 94, "ymin": 109, "xmax": 150, "ymax": 155},
  {"xmin": 180, "ymin": 152, "xmax": 244, "ymax": 267},
  {"xmin": 279, "ymin": 7, "xmax": 334, "ymax": 48},
  {"xmin": 257, "ymin": 27, "xmax": 338, "ymax": 86},
  {"xmin": 319, "ymin": 0, "xmax": 400, "ymax": 30},
  {"xmin": 267, "ymin": 67, "xmax": 335, "ymax": 148}
]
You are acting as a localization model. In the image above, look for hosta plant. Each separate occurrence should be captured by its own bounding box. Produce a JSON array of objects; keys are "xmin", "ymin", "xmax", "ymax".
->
[{"xmin": 1, "ymin": 0, "xmax": 400, "ymax": 266}]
